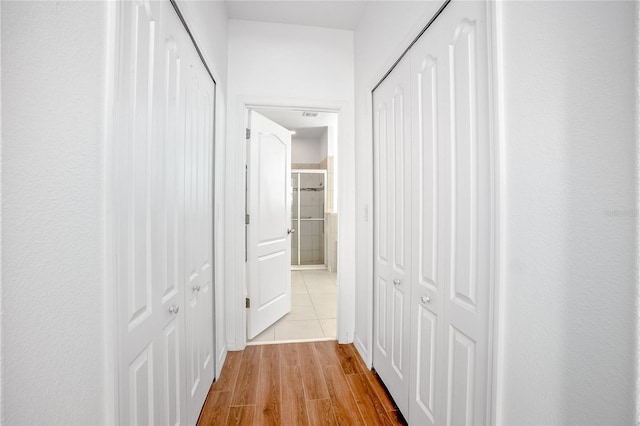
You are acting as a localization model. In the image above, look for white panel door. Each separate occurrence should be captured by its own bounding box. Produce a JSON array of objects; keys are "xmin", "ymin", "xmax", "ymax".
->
[
  {"xmin": 115, "ymin": 1, "xmax": 216, "ymax": 425},
  {"xmin": 440, "ymin": 2, "xmax": 492, "ymax": 425},
  {"xmin": 408, "ymin": 14, "xmax": 447, "ymax": 426},
  {"xmin": 247, "ymin": 111, "xmax": 292, "ymax": 339},
  {"xmin": 183, "ymin": 23, "xmax": 216, "ymax": 425},
  {"xmin": 372, "ymin": 56, "xmax": 412, "ymax": 415},
  {"xmin": 115, "ymin": 1, "xmax": 187, "ymax": 425}
]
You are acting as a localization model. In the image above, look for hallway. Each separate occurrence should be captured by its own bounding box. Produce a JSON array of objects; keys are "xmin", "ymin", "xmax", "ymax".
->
[
  {"xmin": 249, "ymin": 270, "xmax": 337, "ymax": 342},
  {"xmin": 198, "ymin": 341, "xmax": 406, "ymax": 425}
]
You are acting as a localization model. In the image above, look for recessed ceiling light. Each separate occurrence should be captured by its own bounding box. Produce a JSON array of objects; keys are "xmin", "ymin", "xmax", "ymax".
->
[{"xmin": 290, "ymin": 130, "xmax": 296, "ymax": 135}]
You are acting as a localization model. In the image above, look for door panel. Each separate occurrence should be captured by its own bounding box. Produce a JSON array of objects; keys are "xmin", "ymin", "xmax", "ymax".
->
[
  {"xmin": 247, "ymin": 111, "xmax": 292, "ymax": 339},
  {"xmin": 442, "ymin": 2, "xmax": 491, "ymax": 425},
  {"xmin": 372, "ymin": 56, "xmax": 411, "ymax": 415},
  {"xmin": 409, "ymin": 14, "xmax": 446, "ymax": 426},
  {"xmin": 184, "ymin": 40, "xmax": 215, "ymax": 424}
]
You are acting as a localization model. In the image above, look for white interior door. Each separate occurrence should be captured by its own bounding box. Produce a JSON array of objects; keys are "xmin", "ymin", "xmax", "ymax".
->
[
  {"xmin": 408, "ymin": 14, "xmax": 447, "ymax": 426},
  {"xmin": 372, "ymin": 56, "xmax": 412, "ymax": 414},
  {"xmin": 246, "ymin": 110, "xmax": 292, "ymax": 339},
  {"xmin": 115, "ymin": 1, "xmax": 215, "ymax": 425},
  {"xmin": 439, "ymin": 2, "xmax": 492, "ymax": 424},
  {"xmin": 183, "ymin": 29, "xmax": 216, "ymax": 425},
  {"xmin": 115, "ymin": 2, "xmax": 187, "ymax": 425}
]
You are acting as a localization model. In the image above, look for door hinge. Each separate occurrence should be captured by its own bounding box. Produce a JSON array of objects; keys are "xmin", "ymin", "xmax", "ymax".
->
[
  {"xmin": 245, "ymin": 214, "xmax": 250, "ymax": 225},
  {"xmin": 246, "ymin": 128, "xmax": 251, "ymax": 139},
  {"xmin": 245, "ymin": 297, "xmax": 250, "ymax": 308}
]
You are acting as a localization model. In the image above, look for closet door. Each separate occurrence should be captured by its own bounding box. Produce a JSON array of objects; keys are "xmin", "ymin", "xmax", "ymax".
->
[
  {"xmin": 408, "ymin": 15, "xmax": 447, "ymax": 426},
  {"xmin": 372, "ymin": 57, "xmax": 412, "ymax": 414},
  {"xmin": 115, "ymin": 1, "xmax": 215, "ymax": 424},
  {"xmin": 439, "ymin": 2, "xmax": 492, "ymax": 424},
  {"xmin": 115, "ymin": 2, "xmax": 188, "ymax": 424},
  {"xmin": 182, "ymin": 19, "xmax": 216, "ymax": 426}
]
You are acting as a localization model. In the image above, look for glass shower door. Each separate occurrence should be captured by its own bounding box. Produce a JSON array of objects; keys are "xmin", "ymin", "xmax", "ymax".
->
[{"xmin": 291, "ymin": 170, "xmax": 326, "ymax": 267}]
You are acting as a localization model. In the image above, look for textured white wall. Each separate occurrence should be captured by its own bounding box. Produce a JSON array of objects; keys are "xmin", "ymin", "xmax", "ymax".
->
[
  {"xmin": 226, "ymin": 20, "xmax": 355, "ymax": 347},
  {"xmin": 498, "ymin": 2, "xmax": 637, "ymax": 424},
  {"xmin": 353, "ymin": 0, "xmax": 444, "ymax": 365},
  {"xmin": 1, "ymin": 2, "xmax": 109, "ymax": 424}
]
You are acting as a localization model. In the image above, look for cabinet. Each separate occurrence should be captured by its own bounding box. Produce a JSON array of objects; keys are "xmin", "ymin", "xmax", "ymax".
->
[
  {"xmin": 112, "ymin": 1, "xmax": 216, "ymax": 425},
  {"xmin": 373, "ymin": 1, "xmax": 493, "ymax": 424}
]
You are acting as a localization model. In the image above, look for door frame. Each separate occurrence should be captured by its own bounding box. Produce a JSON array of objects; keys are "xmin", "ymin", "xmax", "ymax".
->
[
  {"xmin": 365, "ymin": 0, "xmax": 505, "ymax": 423},
  {"xmin": 230, "ymin": 97, "xmax": 350, "ymax": 349}
]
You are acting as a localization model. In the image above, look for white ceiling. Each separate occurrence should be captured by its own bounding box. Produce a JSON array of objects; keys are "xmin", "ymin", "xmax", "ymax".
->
[{"xmin": 225, "ymin": 1, "xmax": 368, "ymax": 30}]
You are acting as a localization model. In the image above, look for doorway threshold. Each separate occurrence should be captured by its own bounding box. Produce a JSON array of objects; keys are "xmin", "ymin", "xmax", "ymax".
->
[
  {"xmin": 291, "ymin": 265, "xmax": 327, "ymax": 271},
  {"xmin": 247, "ymin": 337, "xmax": 335, "ymax": 346}
]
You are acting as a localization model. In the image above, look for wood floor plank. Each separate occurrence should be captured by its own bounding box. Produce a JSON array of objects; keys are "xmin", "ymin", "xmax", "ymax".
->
[
  {"xmin": 347, "ymin": 344, "xmax": 369, "ymax": 373},
  {"xmin": 279, "ymin": 343, "xmax": 301, "ymax": 366},
  {"xmin": 297, "ymin": 343, "xmax": 330, "ymax": 400},
  {"xmin": 242, "ymin": 345, "xmax": 260, "ymax": 360},
  {"xmin": 261, "ymin": 344, "xmax": 280, "ymax": 359},
  {"xmin": 281, "ymin": 365, "xmax": 309, "ymax": 425},
  {"xmin": 211, "ymin": 351, "xmax": 242, "ymax": 392},
  {"xmin": 313, "ymin": 341, "xmax": 341, "ymax": 366},
  {"xmin": 307, "ymin": 399, "xmax": 338, "ymax": 426},
  {"xmin": 254, "ymin": 356, "xmax": 281, "ymax": 426},
  {"xmin": 347, "ymin": 373, "xmax": 394, "ymax": 426},
  {"xmin": 365, "ymin": 371, "xmax": 397, "ymax": 413},
  {"xmin": 387, "ymin": 410, "xmax": 408, "ymax": 425},
  {"xmin": 321, "ymin": 364, "xmax": 365, "ymax": 426},
  {"xmin": 226, "ymin": 405, "xmax": 255, "ymax": 426},
  {"xmin": 198, "ymin": 391, "xmax": 232, "ymax": 426},
  {"xmin": 337, "ymin": 344, "xmax": 366, "ymax": 375},
  {"xmin": 231, "ymin": 355, "xmax": 261, "ymax": 406}
]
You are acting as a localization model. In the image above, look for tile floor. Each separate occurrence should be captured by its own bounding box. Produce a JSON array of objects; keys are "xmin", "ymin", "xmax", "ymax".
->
[{"xmin": 249, "ymin": 269, "xmax": 337, "ymax": 343}]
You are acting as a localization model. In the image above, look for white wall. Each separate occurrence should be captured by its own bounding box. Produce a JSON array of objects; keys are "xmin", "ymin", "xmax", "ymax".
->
[
  {"xmin": 226, "ymin": 19, "xmax": 355, "ymax": 348},
  {"xmin": 292, "ymin": 136, "xmax": 324, "ymax": 164},
  {"xmin": 175, "ymin": 0, "xmax": 229, "ymax": 378},
  {"xmin": 353, "ymin": 0, "xmax": 444, "ymax": 365},
  {"xmin": 498, "ymin": 2, "xmax": 637, "ymax": 424},
  {"xmin": 1, "ymin": 1, "xmax": 228, "ymax": 423},
  {"xmin": 1, "ymin": 2, "xmax": 109, "ymax": 423}
]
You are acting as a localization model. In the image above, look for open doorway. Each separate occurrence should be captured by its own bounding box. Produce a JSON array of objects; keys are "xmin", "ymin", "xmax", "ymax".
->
[{"xmin": 247, "ymin": 108, "xmax": 339, "ymax": 343}]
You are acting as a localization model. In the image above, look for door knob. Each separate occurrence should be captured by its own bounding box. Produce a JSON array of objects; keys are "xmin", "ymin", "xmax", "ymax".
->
[
  {"xmin": 169, "ymin": 305, "xmax": 179, "ymax": 314},
  {"xmin": 421, "ymin": 295, "xmax": 431, "ymax": 304},
  {"xmin": 287, "ymin": 228, "xmax": 295, "ymax": 234},
  {"xmin": 193, "ymin": 284, "xmax": 201, "ymax": 292},
  {"xmin": 393, "ymin": 279, "xmax": 401, "ymax": 286}
]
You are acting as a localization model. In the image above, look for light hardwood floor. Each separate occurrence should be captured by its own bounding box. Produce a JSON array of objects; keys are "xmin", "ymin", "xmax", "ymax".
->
[{"xmin": 198, "ymin": 341, "xmax": 406, "ymax": 425}]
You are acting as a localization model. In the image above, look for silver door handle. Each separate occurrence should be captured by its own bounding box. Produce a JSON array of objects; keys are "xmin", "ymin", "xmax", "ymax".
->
[
  {"xmin": 421, "ymin": 295, "xmax": 431, "ymax": 304},
  {"xmin": 193, "ymin": 284, "xmax": 201, "ymax": 292},
  {"xmin": 169, "ymin": 305, "xmax": 179, "ymax": 314},
  {"xmin": 393, "ymin": 279, "xmax": 401, "ymax": 286},
  {"xmin": 287, "ymin": 228, "xmax": 295, "ymax": 234}
]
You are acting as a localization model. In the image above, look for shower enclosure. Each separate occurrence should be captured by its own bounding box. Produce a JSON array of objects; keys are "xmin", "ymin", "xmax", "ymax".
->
[{"xmin": 291, "ymin": 170, "xmax": 327, "ymax": 268}]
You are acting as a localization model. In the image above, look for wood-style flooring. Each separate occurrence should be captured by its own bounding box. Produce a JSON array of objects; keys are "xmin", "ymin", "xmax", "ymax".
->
[{"xmin": 198, "ymin": 341, "xmax": 407, "ymax": 425}]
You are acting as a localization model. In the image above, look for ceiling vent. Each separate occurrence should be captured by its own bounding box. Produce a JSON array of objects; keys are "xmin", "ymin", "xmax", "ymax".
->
[{"xmin": 302, "ymin": 111, "xmax": 319, "ymax": 118}]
